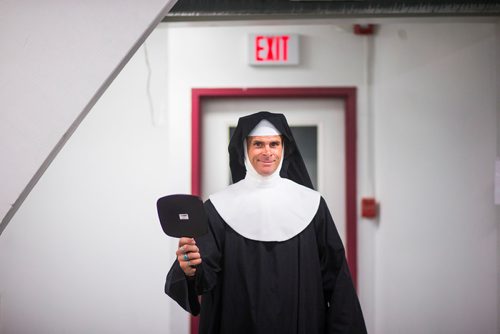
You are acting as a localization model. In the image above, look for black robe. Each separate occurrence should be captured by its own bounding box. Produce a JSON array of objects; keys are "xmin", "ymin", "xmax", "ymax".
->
[{"xmin": 165, "ymin": 197, "xmax": 366, "ymax": 334}]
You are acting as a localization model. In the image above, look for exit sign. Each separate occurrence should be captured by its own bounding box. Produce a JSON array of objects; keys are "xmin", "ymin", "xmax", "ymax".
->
[{"xmin": 249, "ymin": 34, "xmax": 300, "ymax": 66}]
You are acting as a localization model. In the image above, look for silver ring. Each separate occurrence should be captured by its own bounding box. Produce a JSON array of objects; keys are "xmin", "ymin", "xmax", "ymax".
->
[
  {"xmin": 183, "ymin": 253, "xmax": 189, "ymax": 261},
  {"xmin": 187, "ymin": 260, "xmax": 191, "ymax": 267}
]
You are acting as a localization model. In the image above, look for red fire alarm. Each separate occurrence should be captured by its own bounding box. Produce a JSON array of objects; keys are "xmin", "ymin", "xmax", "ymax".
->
[
  {"xmin": 353, "ymin": 24, "xmax": 375, "ymax": 35},
  {"xmin": 361, "ymin": 197, "xmax": 378, "ymax": 218}
]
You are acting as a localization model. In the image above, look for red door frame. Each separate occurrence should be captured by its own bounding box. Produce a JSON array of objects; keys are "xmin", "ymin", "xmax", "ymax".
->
[{"xmin": 191, "ymin": 87, "xmax": 358, "ymax": 333}]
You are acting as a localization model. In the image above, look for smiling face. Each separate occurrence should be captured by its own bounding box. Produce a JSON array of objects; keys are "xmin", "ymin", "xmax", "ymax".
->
[{"xmin": 246, "ymin": 135, "xmax": 283, "ymax": 176}]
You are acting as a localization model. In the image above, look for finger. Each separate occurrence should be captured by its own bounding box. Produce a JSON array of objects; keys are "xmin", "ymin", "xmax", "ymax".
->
[
  {"xmin": 187, "ymin": 252, "xmax": 201, "ymax": 260},
  {"xmin": 175, "ymin": 244, "xmax": 189, "ymax": 255},
  {"xmin": 177, "ymin": 238, "xmax": 188, "ymax": 248},
  {"xmin": 178, "ymin": 237, "xmax": 195, "ymax": 248},
  {"xmin": 175, "ymin": 245, "xmax": 199, "ymax": 256},
  {"xmin": 184, "ymin": 245, "xmax": 199, "ymax": 253},
  {"xmin": 176, "ymin": 245, "xmax": 199, "ymax": 255},
  {"xmin": 178, "ymin": 253, "xmax": 190, "ymax": 262},
  {"xmin": 179, "ymin": 257, "xmax": 202, "ymax": 268},
  {"xmin": 178, "ymin": 238, "xmax": 189, "ymax": 248},
  {"xmin": 187, "ymin": 258, "xmax": 202, "ymax": 266},
  {"xmin": 177, "ymin": 252, "xmax": 201, "ymax": 263},
  {"xmin": 179, "ymin": 259, "xmax": 202, "ymax": 276}
]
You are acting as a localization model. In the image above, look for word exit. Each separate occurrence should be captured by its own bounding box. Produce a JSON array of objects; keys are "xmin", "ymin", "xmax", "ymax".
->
[{"xmin": 249, "ymin": 34, "xmax": 299, "ymax": 66}]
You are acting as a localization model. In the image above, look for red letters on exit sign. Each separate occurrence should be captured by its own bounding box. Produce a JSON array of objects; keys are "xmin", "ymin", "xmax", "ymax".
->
[
  {"xmin": 255, "ymin": 35, "xmax": 290, "ymax": 62},
  {"xmin": 249, "ymin": 34, "xmax": 299, "ymax": 66}
]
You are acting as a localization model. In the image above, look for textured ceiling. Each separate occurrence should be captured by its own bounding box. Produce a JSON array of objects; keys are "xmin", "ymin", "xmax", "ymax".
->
[{"xmin": 165, "ymin": 0, "xmax": 500, "ymax": 20}]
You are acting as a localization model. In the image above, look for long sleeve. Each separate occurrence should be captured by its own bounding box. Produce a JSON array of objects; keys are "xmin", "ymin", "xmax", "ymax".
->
[
  {"xmin": 315, "ymin": 197, "xmax": 367, "ymax": 334},
  {"xmin": 165, "ymin": 259, "xmax": 200, "ymax": 315}
]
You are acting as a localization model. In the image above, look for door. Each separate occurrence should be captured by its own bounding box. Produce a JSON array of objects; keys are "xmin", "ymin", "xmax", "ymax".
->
[
  {"xmin": 201, "ymin": 97, "xmax": 347, "ymax": 243},
  {"xmin": 191, "ymin": 87, "xmax": 358, "ymax": 283}
]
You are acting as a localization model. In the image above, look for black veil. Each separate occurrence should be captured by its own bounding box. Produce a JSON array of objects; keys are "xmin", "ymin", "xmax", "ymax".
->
[{"xmin": 228, "ymin": 111, "xmax": 314, "ymax": 190}]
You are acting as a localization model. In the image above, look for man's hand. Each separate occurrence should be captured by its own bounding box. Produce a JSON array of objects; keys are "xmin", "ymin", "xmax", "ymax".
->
[{"xmin": 176, "ymin": 237, "xmax": 202, "ymax": 277}]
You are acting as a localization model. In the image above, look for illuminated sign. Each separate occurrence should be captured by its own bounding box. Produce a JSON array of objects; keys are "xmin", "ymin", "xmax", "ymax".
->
[{"xmin": 249, "ymin": 34, "xmax": 299, "ymax": 66}]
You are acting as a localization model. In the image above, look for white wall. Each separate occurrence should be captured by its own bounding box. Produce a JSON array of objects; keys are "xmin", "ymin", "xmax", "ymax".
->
[
  {"xmin": 372, "ymin": 21, "xmax": 497, "ymax": 333},
  {"xmin": 0, "ymin": 17, "xmax": 498, "ymax": 334},
  {"xmin": 0, "ymin": 26, "xmax": 188, "ymax": 334},
  {"xmin": 0, "ymin": 0, "xmax": 176, "ymax": 230}
]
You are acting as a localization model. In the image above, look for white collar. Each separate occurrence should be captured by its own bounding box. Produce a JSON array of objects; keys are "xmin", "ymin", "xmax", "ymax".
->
[{"xmin": 209, "ymin": 142, "xmax": 320, "ymax": 242}]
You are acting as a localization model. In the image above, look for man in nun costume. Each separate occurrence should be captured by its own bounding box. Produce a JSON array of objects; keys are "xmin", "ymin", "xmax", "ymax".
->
[{"xmin": 165, "ymin": 111, "xmax": 366, "ymax": 333}]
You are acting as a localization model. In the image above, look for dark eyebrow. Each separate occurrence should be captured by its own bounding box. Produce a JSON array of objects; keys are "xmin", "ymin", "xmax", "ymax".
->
[{"xmin": 248, "ymin": 138, "xmax": 282, "ymax": 146}]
